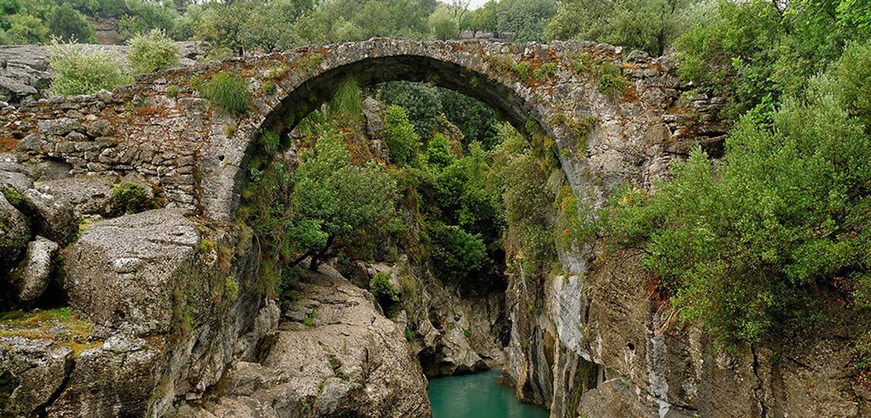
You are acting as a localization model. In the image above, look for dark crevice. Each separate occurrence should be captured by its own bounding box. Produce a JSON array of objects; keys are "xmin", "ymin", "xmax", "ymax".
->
[
  {"xmin": 750, "ymin": 344, "xmax": 769, "ymax": 418},
  {"xmin": 33, "ymin": 353, "xmax": 75, "ymax": 418}
]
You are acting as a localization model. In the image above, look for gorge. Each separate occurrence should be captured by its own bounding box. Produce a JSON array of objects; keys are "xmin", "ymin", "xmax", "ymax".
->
[{"xmin": 0, "ymin": 35, "xmax": 868, "ymax": 418}]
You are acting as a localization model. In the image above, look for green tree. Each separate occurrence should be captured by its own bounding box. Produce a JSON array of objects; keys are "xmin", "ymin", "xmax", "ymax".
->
[
  {"xmin": 497, "ymin": 0, "xmax": 557, "ymax": 42},
  {"xmin": 46, "ymin": 2, "xmax": 96, "ymax": 42},
  {"xmin": 288, "ymin": 131, "xmax": 399, "ymax": 269},
  {"xmin": 428, "ymin": 5, "xmax": 459, "ymax": 40},
  {"xmin": 604, "ymin": 42, "xmax": 871, "ymax": 343},
  {"xmin": 547, "ymin": 0, "xmax": 699, "ymax": 56},
  {"xmin": 127, "ymin": 29, "xmax": 179, "ymax": 74},
  {"xmin": 5, "ymin": 14, "xmax": 49, "ymax": 44},
  {"xmin": 383, "ymin": 105, "xmax": 421, "ymax": 167},
  {"xmin": 674, "ymin": 0, "xmax": 869, "ymax": 121},
  {"xmin": 117, "ymin": 0, "xmax": 178, "ymax": 42}
]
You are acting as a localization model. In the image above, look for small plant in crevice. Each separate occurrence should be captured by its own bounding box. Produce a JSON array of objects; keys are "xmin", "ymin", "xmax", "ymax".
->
[
  {"xmin": 1, "ymin": 188, "xmax": 23, "ymax": 208},
  {"xmin": 513, "ymin": 61, "xmax": 531, "ymax": 82},
  {"xmin": 405, "ymin": 326, "xmax": 416, "ymax": 342},
  {"xmin": 110, "ymin": 182, "xmax": 154, "ymax": 216},
  {"xmin": 199, "ymin": 71, "xmax": 251, "ymax": 114},
  {"xmin": 261, "ymin": 80, "xmax": 277, "ymax": 95},
  {"xmin": 303, "ymin": 307, "xmax": 319, "ymax": 327},
  {"xmin": 595, "ymin": 61, "xmax": 628, "ymax": 97},
  {"xmin": 370, "ymin": 272, "xmax": 400, "ymax": 310},
  {"xmin": 533, "ymin": 62, "xmax": 557, "ymax": 82}
]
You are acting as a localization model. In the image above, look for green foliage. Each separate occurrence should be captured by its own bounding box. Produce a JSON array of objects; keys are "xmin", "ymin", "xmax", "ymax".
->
[
  {"xmin": 370, "ymin": 272, "xmax": 400, "ymax": 309},
  {"xmin": 426, "ymin": 220, "xmax": 487, "ymax": 282},
  {"xmin": 117, "ymin": 0, "xmax": 179, "ymax": 42},
  {"xmin": 383, "ymin": 105, "xmax": 422, "ymax": 167},
  {"xmin": 329, "ymin": 78, "xmax": 363, "ymax": 122},
  {"xmin": 261, "ymin": 80, "xmax": 277, "ymax": 95},
  {"xmin": 675, "ymin": 0, "xmax": 870, "ymax": 121},
  {"xmin": 603, "ymin": 44, "xmax": 871, "ymax": 343},
  {"xmin": 110, "ymin": 182, "xmax": 154, "ymax": 216},
  {"xmin": 285, "ymin": 127, "xmax": 399, "ymax": 267},
  {"xmin": 127, "ymin": 29, "xmax": 179, "ymax": 75},
  {"xmin": 429, "ymin": 5, "xmax": 459, "ymax": 40},
  {"xmin": 46, "ymin": 2, "xmax": 96, "ymax": 42},
  {"xmin": 303, "ymin": 307, "xmax": 318, "ymax": 327},
  {"xmin": 595, "ymin": 61, "xmax": 627, "ymax": 97},
  {"xmin": 379, "ymin": 81, "xmax": 442, "ymax": 138},
  {"xmin": 547, "ymin": 0, "xmax": 701, "ymax": 56},
  {"xmin": 5, "ymin": 14, "xmax": 49, "ymax": 44},
  {"xmin": 490, "ymin": 122, "xmax": 556, "ymax": 272},
  {"xmin": 200, "ymin": 72, "xmax": 250, "ymax": 114},
  {"xmin": 513, "ymin": 61, "xmax": 531, "ymax": 81},
  {"xmin": 426, "ymin": 133, "xmax": 455, "ymax": 168},
  {"xmin": 47, "ymin": 41, "xmax": 132, "ymax": 96},
  {"xmin": 533, "ymin": 62, "xmax": 557, "ymax": 82},
  {"xmin": 224, "ymin": 274, "xmax": 239, "ymax": 302},
  {"xmin": 1, "ymin": 188, "xmax": 22, "ymax": 208},
  {"xmin": 405, "ymin": 326, "xmax": 416, "ymax": 341},
  {"xmin": 497, "ymin": 0, "xmax": 557, "ymax": 42}
]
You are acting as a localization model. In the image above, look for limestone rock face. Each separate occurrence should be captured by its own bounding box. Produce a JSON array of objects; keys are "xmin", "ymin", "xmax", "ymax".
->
[
  {"xmin": 20, "ymin": 188, "xmax": 77, "ymax": 246},
  {"xmin": 38, "ymin": 174, "xmax": 119, "ymax": 217},
  {"xmin": 0, "ymin": 194, "xmax": 30, "ymax": 273},
  {"xmin": 0, "ymin": 337, "xmax": 73, "ymax": 416},
  {"xmin": 47, "ymin": 341, "xmax": 165, "ymax": 417},
  {"xmin": 10, "ymin": 236, "xmax": 59, "ymax": 303},
  {"xmin": 63, "ymin": 208, "xmax": 201, "ymax": 336},
  {"xmin": 186, "ymin": 268, "xmax": 432, "ymax": 418}
]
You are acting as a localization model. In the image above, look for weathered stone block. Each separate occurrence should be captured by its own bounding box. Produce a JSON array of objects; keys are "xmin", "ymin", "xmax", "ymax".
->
[{"xmin": 63, "ymin": 209, "xmax": 202, "ymax": 337}]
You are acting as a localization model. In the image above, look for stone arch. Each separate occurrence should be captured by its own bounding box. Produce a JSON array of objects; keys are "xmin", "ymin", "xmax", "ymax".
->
[{"xmin": 201, "ymin": 39, "xmax": 573, "ymax": 222}]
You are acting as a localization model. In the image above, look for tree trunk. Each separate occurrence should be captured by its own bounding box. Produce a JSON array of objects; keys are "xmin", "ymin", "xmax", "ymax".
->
[{"xmin": 308, "ymin": 235, "xmax": 335, "ymax": 271}]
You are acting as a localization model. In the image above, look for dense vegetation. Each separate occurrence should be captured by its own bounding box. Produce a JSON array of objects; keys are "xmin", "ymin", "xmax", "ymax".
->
[{"xmin": 5, "ymin": 0, "xmax": 869, "ymax": 379}]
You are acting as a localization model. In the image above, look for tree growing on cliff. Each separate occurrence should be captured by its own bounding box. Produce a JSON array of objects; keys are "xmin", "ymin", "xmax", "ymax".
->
[
  {"xmin": 603, "ymin": 42, "xmax": 871, "ymax": 344},
  {"xmin": 288, "ymin": 130, "xmax": 399, "ymax": 270}
]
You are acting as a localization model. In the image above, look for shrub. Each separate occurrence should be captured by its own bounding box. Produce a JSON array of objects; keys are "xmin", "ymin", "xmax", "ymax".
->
[
  {"xmin": 383, "ymin": 105, "xmax": 421, "ymax": 166},
  {"xmin": 426, "ymin": 133, "xmax": 455, "ymax": 168},
  {"xmin": 513, "ymin": 61, "xmax": 531, "ymax": 81},
  {"xmin": 370, "ymin": 272, "xmax": 400, "ymax": 308},
  {"xmin": 595, "ymin": 61, "xmax": 627, "ymax": 96},
  {"xmin": 603, "ymin": 43, "xmax": 871, "ymax": 344},
  {"xmin": 127, "ymin": 29, "xmax": 180, "ymax": 75},
  {"xmin": 533, "ymin": 62, "xmax": 557, "ymax": 82},
  {"xmin": 47, "ymin": 41, "xmax": 132, "ymax": 96},
  {"xmin": 199, "ymin": 72, "xmax": 251, "ymax": 114},
  {"xmin": 261, "ymin": 80, "xmax": 277, "ymax": 95},
  {"xmin": 110, "ymin": 182, "xmax": 153, "ymax": 216},
  {"xmin": 2, "ymin": 188, "xmax": 23, "ymax": 208}
]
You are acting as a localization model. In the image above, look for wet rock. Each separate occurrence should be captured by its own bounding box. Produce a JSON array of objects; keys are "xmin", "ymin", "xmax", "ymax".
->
[
  {"xmin": 10, "ymin": 236, "xmax": 59, "ymax": 303},
  {"xmin": 63, "ymin": 209, "xmax": 202, "ymax": 336},
  {"xmin": 20, "ymin": 188, "xmax": 77, "ymax": 246}
]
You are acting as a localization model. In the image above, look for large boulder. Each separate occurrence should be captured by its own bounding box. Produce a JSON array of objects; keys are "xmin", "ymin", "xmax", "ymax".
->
[
  {"xmin": 20, "ymin": 188, "xmax": 77, "ymax": 246},
  {"xmin": 63, "ymin": 209, "xmax": 203, "ymax": 336},
  {"xmin": 38, "ymin": 174, "xmax": 119, "ymax": 217},
  {"xmin": 9, "ymin": 236, "xmax": 59, "ymax": 303},
  {"xmin": 0, "ymin": 194, "xmax": 30, "ymax": 273},
  {"xmin": 185, "ymin": 268, "xmax": 432, "ymax": 418}
]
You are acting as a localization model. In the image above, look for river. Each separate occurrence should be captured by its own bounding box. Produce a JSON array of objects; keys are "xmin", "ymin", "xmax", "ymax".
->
[{"xmin": 427, "ymin": 370, "xmax": 550, "ymax": 418}]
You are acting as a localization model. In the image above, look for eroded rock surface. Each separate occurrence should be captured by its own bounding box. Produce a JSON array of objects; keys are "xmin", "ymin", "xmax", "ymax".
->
[
  {"xmin": 10, "ymin": 236, "xmax": 59, "ymax": 303},
  {"xmin": 183, "ymin": 267, "xmax": 431, "ymax": 418},
  {"xmin": 63, "ymin": 209, "xmax": 201, "ymax": 336}
]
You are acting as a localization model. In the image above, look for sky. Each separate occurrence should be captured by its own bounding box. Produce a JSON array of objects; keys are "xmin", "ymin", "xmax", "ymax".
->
[{"xmin": 439, "ymin": 0, "xmax": 490, "ymax": 10}]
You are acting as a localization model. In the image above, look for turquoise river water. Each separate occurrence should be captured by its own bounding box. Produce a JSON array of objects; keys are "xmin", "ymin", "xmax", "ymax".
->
[{"xmin": 427, "ymin": 370, "xmax": 550, "ymax": 418}]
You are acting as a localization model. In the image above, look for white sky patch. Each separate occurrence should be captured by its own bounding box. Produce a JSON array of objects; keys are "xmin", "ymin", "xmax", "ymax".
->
[{"xmin": 438, "ymin": 0, "xmax": 490, "ymax": 10}]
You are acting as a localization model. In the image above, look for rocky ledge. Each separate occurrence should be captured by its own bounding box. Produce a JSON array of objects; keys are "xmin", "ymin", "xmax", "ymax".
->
[{"xmin": 178, "ymin": 267, "xmax": 431, "ymax": 418}]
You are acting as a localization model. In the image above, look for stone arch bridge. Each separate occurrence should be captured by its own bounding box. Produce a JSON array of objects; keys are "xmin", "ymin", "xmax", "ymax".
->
[{"xmin": 0, "ymin": 38, "xmax": 725, "ymax": 223}]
